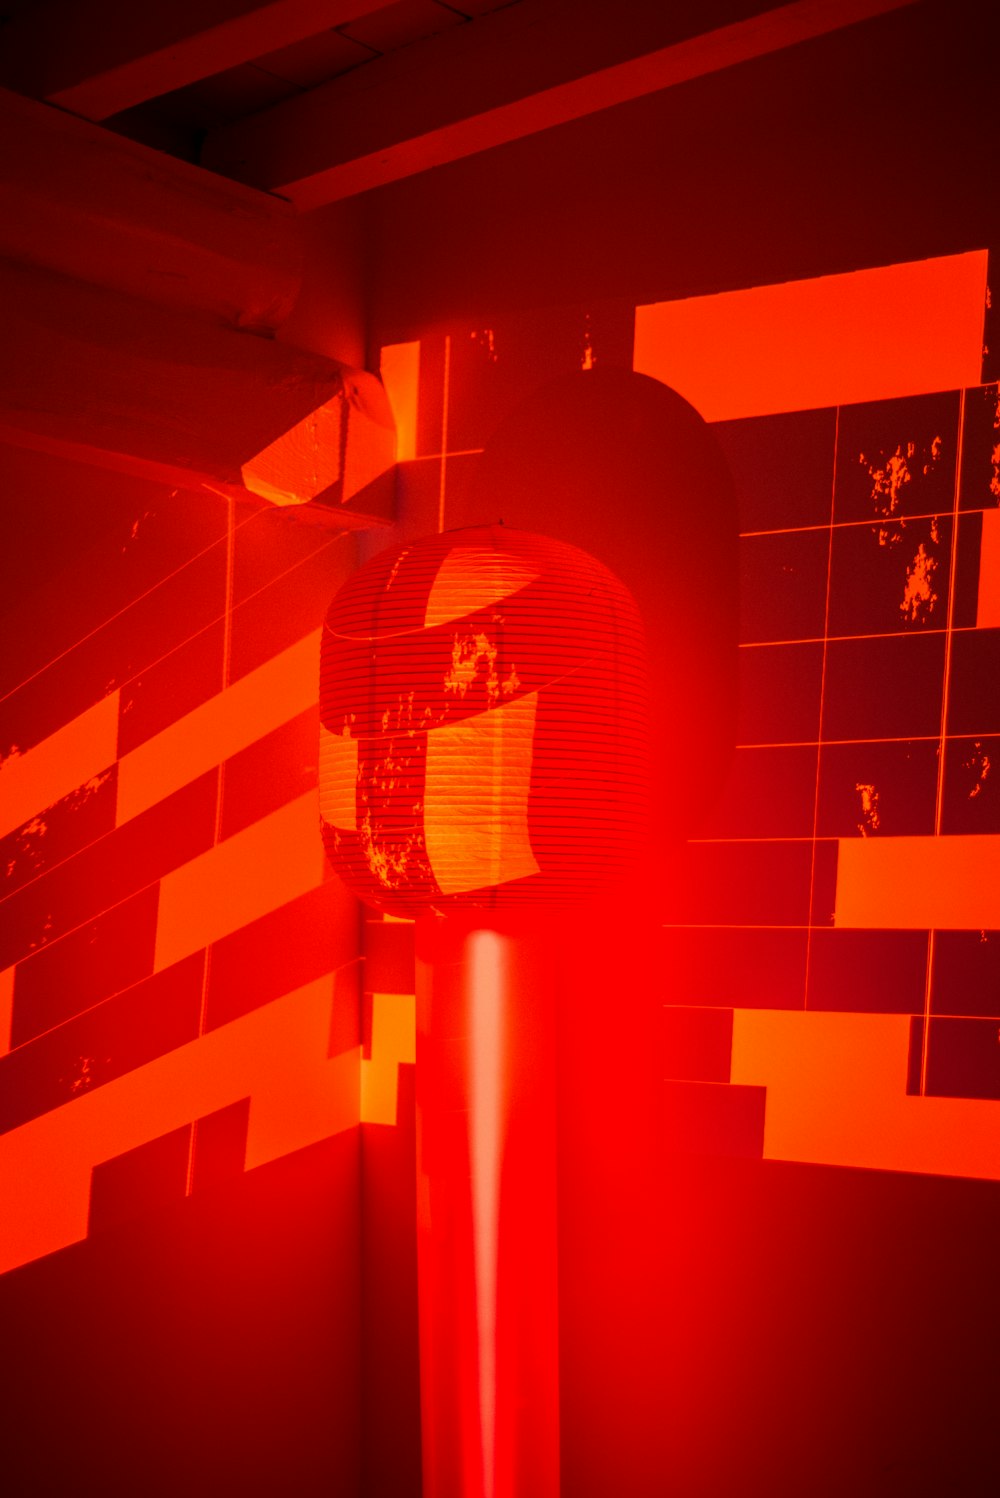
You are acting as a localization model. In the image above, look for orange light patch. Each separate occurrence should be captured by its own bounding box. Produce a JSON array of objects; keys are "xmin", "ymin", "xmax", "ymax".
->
[
  {"xmin": 318, "ymin": 723, "xmax": 358, "ymax": 832},
  {"xmin": 0, "ymin": 974, "xmax": 358, "ymax": 1275},
  {"xmin": 241, "ymin": 399, "xmax": 344, "ymax": 506},
  {"xmin": 424, "ymin": 546, "xmax": 539, "ymax": 630},
  {"xmin": 117, "ymin": 630, "xmax": 320, "ymax": 826},
  {"xmin": 154, "ymin": 790, "xmax": 326, "ymax": 971},
  {"xmin": 360, "ymin": 990, "xmax": 416, "ymax": 1125},
  {"xmin": 899, "ymin": 542, "xmax": 939, "ymax": 623},
  {"xmin": 977, "ymin": 508, "xmax": 1000, "ymax": 628},
  {"xmin": 855, "ymin": 782, "xmax": 881, "ymax": 837},
  {"xmin": 963, "ymin": 742, "xmax": 991, "ymax": 800},
  {"xmin": 835, "ymin": 834, "xmax": 1000, "ymax": 929},
  {"xmin": 423, "ymin": 692, "xmax": 540, "ymax": 895},
  {"xmin": 0, "ymin": 966, "xmax": 14, "ymax": 1055},
  {"xmin": 634, "ymin": 250, "xmax": 987, "ymax": 420},
  {"xmin": 379, "ymin": 341, "xmax": 420, "ymax": 463},
  {"xmin": 0, "ymin": 692, "xmax": 119, "ymax": 840},
  {"xmin": 731, "ymin": 1008, "xmax": 1000, "ymax": 1179}
]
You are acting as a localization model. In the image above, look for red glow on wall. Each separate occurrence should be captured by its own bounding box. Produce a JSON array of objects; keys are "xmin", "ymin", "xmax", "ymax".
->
[
  {"xmin": 413, "ymin": 915, "xmax": 561, "ymax": 1498},
  {"xmin": 468, "ymin": 928, "xmax": 502, "ymax": 1494},
  {"xmin": 320, "ymin": 517, "xmax": 656, "ymax": 1494}
]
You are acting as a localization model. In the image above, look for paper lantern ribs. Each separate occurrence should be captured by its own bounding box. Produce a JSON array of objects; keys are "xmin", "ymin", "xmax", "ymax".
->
[{"xmin": 319, "ymin": 524, "xmax": 651, "ymax": 915}]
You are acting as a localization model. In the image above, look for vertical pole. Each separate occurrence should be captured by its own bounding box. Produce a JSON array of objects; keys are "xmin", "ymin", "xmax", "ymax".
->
[{"xmin": 415, "ymin": 915, "xmax": 560, "ymax": 1498}]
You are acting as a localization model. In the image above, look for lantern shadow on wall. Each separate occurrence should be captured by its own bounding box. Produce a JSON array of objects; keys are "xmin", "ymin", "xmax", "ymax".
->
[{"xmin": 319, "ymin": 368, "xmax": 738, "ymax": 1498}]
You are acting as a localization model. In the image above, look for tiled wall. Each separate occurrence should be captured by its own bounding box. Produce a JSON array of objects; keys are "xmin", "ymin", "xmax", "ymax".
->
[
  {"xmin": 2, "ymin": 250, "xmax": 997, "ymax": 1287},
  {"xmin": 377, "ymin": 248, "xmax": 1000, "ymax": 1182},
  {"xmin": 0, "ymin": 456, "xmax": 360, "ymax": 1274}
]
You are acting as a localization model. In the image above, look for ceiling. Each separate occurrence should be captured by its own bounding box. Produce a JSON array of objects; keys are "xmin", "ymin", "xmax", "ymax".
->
[
  {"xmin": 0, "ymin": 0, "xmax": 926, "ymax": 213},
  {"xmin": 0, "ymin": 0, "xmax": 515, "ymax": 157}
]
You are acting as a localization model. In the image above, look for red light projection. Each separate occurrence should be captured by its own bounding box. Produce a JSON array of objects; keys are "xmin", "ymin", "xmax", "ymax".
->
[
  {"xmin": 413, "ymin": 916, "xmax": 560, "ymax": 1498},
  {"xmin": 320, "ymin": 521, "xmax": 654, "ymax": 1497},
  {"xmin": 318, "ymin": 347, "xmax": 744, "ymax": 1493},
  {"xmin": 318, "ymin": 524, "xmax": 650, "ymax": 912},
  {"xmin": 468, "ymin": 930, "xmax": 502, "ymax": 1493},
  {"xmin": 379, "ymin": 341, "xmax": 420, "ymax": 464}
]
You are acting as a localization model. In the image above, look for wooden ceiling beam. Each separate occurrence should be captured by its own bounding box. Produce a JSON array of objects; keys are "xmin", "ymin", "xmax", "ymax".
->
[
  {"xmin": 201, "ymin": 0, "xmax": 917, "ymax": 211},
  {"xmin": 0, "ymin": 0, "xmax": 389, "ymax": 121}
]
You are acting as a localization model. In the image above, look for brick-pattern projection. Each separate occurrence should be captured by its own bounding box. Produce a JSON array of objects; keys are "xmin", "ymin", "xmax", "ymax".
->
[
  {"xmin": 378, "ymin": 247, "xmax": 1000, "ymax": 1185},
  {"xmin": 2, "ymin": 250, "xmax": 997, "ymax": 1280},
  {"xmin": 0, "ymin": 483, "xmax": 365, "ymax": 1274}
]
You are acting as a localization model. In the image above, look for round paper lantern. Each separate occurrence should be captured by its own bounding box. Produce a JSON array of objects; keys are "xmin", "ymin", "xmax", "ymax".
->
[{"xmin": 319, "ymin": 524, "xmax": 649, "ymax": 916}]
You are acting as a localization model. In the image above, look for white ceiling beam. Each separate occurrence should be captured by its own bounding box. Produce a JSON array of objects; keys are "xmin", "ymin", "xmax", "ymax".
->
[
  {"xmin": 0, "ymin": 257, "xmax": 394, "ymax": 524},
  {"xmin": 0, "ymin": 87, "xmax": 303, "ymax": 330}
]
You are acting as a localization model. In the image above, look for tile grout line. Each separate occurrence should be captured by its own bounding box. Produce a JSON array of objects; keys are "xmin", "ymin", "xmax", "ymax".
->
[
  {"xmin": 0, "ymin": 506, "xmax": 266, "ymax": 714},
  {"xmin": 920, "ymin": 388, "xmax": 968, "ymax": 1096},
  {"xmin": 438, "ymin": 334, "xmax": 451, "ymax": 534},
  {"xmin": 802, "ymin": 408, "xmax": 840, "ymax": 1011},
  {"xmin": 191, "ymin": 496, "xmax": 236, "ymax": 1191},
  {"xmin": 802, "ymin": 416, "xmax": 838, "ymax": 1012}
]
